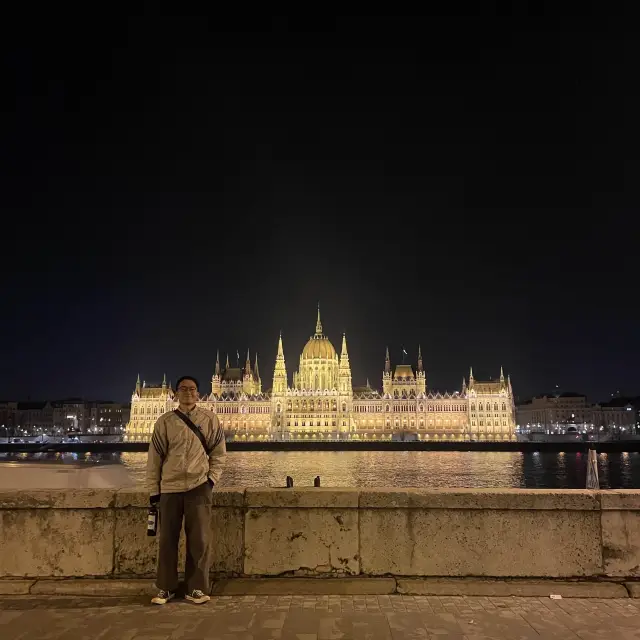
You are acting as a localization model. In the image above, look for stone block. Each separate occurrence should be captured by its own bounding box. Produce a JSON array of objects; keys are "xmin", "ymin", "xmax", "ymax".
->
[
  {"xmin": 397, "ymin": 577, "xmax": 627, "ymax": 598},
  {"xmin": 625, "ymin": 582, "xmax": 640, "ymax": 598},
  {"xmin": 212, "ymin": 577, "xmax": 396, "ymax": 595},
  {"xmin": 245, "ymin": 488, "xmax": 359, "ymax": 508},
  {"xmin": 0, "ymin": 509, "xmax": 114, "ymax": 577},
  {"xmin": 360, "ymin": 507, "xmax": 602, "ymax": 577},
  {"xmin": 244, "ymin": 507, "xmax": 359, "ymax": 575},
  {"xmin": 114, "ymin": 507, "xmax": 158, "ymax": 576},
  {"xmin": 30, "ymin": 579, "xmax": 154, "ymax": 595},
  {"xmin": 0, "ymin": 580, "xmax": 35, "ymax": 594},
  {"xmin": 601, "ymin": 490, "xmax": 640, "ymax": 511},
  {"xmin": 602, "ymin": 510, "xmax": 640, "ymax": 577},
  {"xmin": 210, "ymin": 506, "xmax": 244, "ymax": 575},
  {"xmin": 0, "ymin": 489, "xmax": 116, "ymax": 509},
  {"xmin": 359, "ymin": 488, "xmax": 600, "ymax": 511}
]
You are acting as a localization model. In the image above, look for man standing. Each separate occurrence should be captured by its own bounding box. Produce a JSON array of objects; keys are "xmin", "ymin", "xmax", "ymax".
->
[{"xmin": 146, "ymin": 375, "xmax": 226, "ymax": 605}]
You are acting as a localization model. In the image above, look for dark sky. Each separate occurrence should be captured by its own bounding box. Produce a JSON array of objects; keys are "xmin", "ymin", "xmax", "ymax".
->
[{"xmin": 1, "ymin": 10, "xmax": 637, "ymax": 404}]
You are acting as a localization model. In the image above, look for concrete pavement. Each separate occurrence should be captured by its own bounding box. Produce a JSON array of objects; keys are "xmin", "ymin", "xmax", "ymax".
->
[{"xmin": 2, "ymin": 594, "xmax": 640, "ymax": 639}]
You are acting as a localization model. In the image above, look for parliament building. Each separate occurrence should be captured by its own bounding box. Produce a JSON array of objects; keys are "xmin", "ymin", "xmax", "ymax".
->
[{"xmin": 125, "ymin": 308, "xmax": 516, "ymax": 442}]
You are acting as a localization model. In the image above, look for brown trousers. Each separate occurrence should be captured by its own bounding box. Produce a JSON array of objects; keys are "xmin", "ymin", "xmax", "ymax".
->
[{"xmin": 157, "ymin": 481, "xmax": 212, "ymax": 593}]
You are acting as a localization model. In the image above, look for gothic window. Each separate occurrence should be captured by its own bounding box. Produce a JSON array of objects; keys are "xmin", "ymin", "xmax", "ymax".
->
[
  {"xmin": 494, "ymin": 403, "xmax": 498, "ymax": 411},
  {"xmin": 342, "ymin": 402, "xmax": 346, "ymax": 412},
  {"xmin": 479, "ymin": 403, "xmax": 483, "ymax": 411},
  {"xmin": 502, "ymin": 403, "xmax": 507, "ymax": 411},
  {"xmin": 480, "ymin": 420, "xmax": 484, "ymax": 426},
  {"xmin": 385, "ymin": 404, "xmax": 390, "ymax": 412}
]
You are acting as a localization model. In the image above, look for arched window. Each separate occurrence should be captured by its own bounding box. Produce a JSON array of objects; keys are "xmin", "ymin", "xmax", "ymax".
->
[{"xmin": 502, "ymin": 403, "xmax": 507, "ymax": 411}]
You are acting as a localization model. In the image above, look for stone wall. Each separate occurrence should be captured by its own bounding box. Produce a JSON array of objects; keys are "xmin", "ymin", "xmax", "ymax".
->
[{"xmin": 1, "ymin": 488, "xmax": 639, "ymax": 579}]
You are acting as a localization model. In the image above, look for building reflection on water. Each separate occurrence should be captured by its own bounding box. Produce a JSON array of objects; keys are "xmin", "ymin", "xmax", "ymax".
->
[{"xmin": 1, "ymin": 450, "xmax": 639, "ymax": 489}]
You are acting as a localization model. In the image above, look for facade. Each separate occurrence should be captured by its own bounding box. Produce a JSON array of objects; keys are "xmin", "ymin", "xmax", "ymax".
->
[
  {"xmin": 516, "ymin": 393, "xmax": 636, "ymax": 435},
  {"xmin": 126, "ymin": 309, "xmax": 516, "ymax": 442}
]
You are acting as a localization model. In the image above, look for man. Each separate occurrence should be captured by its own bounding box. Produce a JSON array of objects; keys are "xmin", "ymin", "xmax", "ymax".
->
[{"xmin": 146, "ymin": 375, "xmax": 226, "ymax": 605}]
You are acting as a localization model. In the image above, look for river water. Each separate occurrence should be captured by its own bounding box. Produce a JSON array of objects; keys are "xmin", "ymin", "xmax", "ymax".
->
[{"xmin": 1, "ymin": 450, "xmax": 639, "ymax": 488}]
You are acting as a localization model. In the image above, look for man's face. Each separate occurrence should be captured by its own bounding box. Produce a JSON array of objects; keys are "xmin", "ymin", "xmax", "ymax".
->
[{"xmin": 177, "ymin": 380, "xmax": 199, "ymax": 404}]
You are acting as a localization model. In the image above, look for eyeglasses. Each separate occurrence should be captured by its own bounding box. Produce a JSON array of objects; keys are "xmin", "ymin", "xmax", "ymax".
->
[{"xmin": 177, "ymin": 387, "xmax": 198, "ymax": 393}]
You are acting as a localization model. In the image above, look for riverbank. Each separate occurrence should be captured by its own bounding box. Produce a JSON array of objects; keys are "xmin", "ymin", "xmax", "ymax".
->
[{"xmin": 2, "ymin": 440, "xmax": 640, "ymax": 453}]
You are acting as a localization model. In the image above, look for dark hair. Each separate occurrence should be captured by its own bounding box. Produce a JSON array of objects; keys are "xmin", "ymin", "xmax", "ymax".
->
[{"xmin": 175, "ymin": 375, "xmax": 199, "ymax": 390}]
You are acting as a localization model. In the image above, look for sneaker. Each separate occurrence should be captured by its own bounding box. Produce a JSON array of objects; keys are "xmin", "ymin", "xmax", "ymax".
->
[
  {"xmin": 151, "ymin": 590, "xmax": 175, "ymax": 605},
  {"xmin": 185, "ymin": 589, "xmax": 210, "ymax": 604}
]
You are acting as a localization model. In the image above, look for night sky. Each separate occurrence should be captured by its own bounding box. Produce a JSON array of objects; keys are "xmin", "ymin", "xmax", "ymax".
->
[{"xmin": 1, "ymin": 10, "xmax": 637, "ymax": 404}]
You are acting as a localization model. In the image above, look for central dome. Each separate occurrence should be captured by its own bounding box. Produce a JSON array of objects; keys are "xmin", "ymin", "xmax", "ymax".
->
[
  {"xmin": 302, "ymin": 335, "xmax": 337, "ymax": 360},
  {"xmin": 301, "ymin": 305, "xmax": 337, "ymax": 360}
]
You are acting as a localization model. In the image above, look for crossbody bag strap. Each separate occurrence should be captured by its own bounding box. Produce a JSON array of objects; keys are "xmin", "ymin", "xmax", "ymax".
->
[{"xmin": 173, "ymin": 410, "xmax": 210, "ymax": 455}]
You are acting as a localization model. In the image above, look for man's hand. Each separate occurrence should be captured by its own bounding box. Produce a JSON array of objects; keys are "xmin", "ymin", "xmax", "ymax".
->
[{"xmin": 150, "ymin": 494, "xmax": 160, "ymax": 505}]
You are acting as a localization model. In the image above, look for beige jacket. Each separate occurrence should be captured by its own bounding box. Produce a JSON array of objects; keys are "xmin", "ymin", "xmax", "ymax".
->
[{"xmin": 146, "ymin": 406, "xmax": 226, "ymax": 496}]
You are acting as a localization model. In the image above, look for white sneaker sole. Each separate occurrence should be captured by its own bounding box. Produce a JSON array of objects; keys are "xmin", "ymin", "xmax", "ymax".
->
[
  {"xmin": 151, "ymin": 594, "xmax": 175, "ymax": 605},
  {"xmin": 185, "ymin": 594, "xmax": 210, "ymax": 604}
]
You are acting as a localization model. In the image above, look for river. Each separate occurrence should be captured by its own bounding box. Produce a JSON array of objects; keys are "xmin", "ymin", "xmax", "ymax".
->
[{"xmin": 1, "ymin": 450, "xmax": 639, "ymax": 488}]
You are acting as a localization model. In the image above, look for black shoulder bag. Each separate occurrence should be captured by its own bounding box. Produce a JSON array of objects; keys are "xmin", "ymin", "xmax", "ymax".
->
[{"xmin": 173, "ymin": 409, "xmax": 210, "ymax": 455}]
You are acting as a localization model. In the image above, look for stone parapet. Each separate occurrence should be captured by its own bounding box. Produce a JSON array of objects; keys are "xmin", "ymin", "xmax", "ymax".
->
[{"xmin": 1, "ymin": 488, "xmax": 639, "ymax": 580}]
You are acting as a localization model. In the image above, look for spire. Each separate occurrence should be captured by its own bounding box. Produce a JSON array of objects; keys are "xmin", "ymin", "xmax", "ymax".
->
[
  {"xmin": 469, "ymin": 366, "xmax": 474, "ymax": 380},
  {"xmin": 462, "ymin": 376, "xmax": 467, "ymax": 389},
  {"xmin": 366, "ymin": 377, "xmax": 370, "ymax": 388},
  {"xmin": 215, "ymin": 349, "xmax": 220, "ymax": 376},
  {"xmin": 341, "ymin": 333, "xmax": 349, "ymax": 358},
  {"xmin": 277, "ymin": 331, "xmax": 284, "ymax": 357},
  {"xmin": 385, "ymin": 346, "xmax": 391, "ymax": 373},
  {"xmin": 254, "ymin": 352, "xmax": 260, "ymax": 379},
  {"xmin": 135, "ymin": 373, "xmax": 141, "ymax": 394},
  {"xmin": 500, "ymin": 366, "xmax": 505, "ymax": 380},
  {"xmin": 246, "ymin": 347, "xmax": 251, "ymax": 366},
  {"xmin": 315, "ymin": 303, "xmax": 323, "ymax": 335},
  {"xmin": 225, "ymin": 353, "xmax": 230, "ymax": 369},
  {"xmin": 417, "ymin": 344, "xmax": 423, "ymax": 372},
  {"xmin": 162, "ymin": 373, "xmax": 167, "ymax": 389}
]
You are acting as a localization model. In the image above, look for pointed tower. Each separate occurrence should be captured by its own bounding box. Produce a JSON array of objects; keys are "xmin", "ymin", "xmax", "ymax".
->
[
  {"xmin": 338, "ymin": 333, "xmax": 352, "ymax": 394},
  {"xmin": 272, "ymin": 332, "xmax": 288, "ymax": 395},
  {"xmin": 500, "ymin": 366, "xmax": 506, "ymax": 390},
  {"xmin": 462, "ymin": 376, "xmax": 467, "ymax": 395},
  {"xmin": 383, "ymin": 347, "xmax": 392, "ymax": 395},
  {"xmin": 135, "ymin": 373, "xmax": 141, "ymax": 396},
  {"xmin": 162, "ymin": 373, "xmax": 167, "ymax": 392},
  {"xmin": 225, "ymin": 353, "xmax": 230, "ymax": 369},
  {"xmin": 211, "ymin": 350, "xmax": 222, "ymax": 396},
  {"xmin": 468, "ymin": 366, "xmax": 475, "ymax": 391},
  {"xmin": 254, "ymin": 352, "xmax": 262, "ymax": 393},
  {"xmin": 416, "ymin": 345, "xmax": 426, "ymax": 394},
  {"xmin": 243, "ymin": 348, "xmax": 254, "ymax": 395},
  {"xmin": 315, "ymin": 302, "xmax": 323, "ymax": 335}
]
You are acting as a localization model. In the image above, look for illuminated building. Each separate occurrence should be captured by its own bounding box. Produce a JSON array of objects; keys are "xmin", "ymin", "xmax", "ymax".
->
[{"xmin": 126, "ymin": 307, "xmax": 516, "ymax": 441}]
